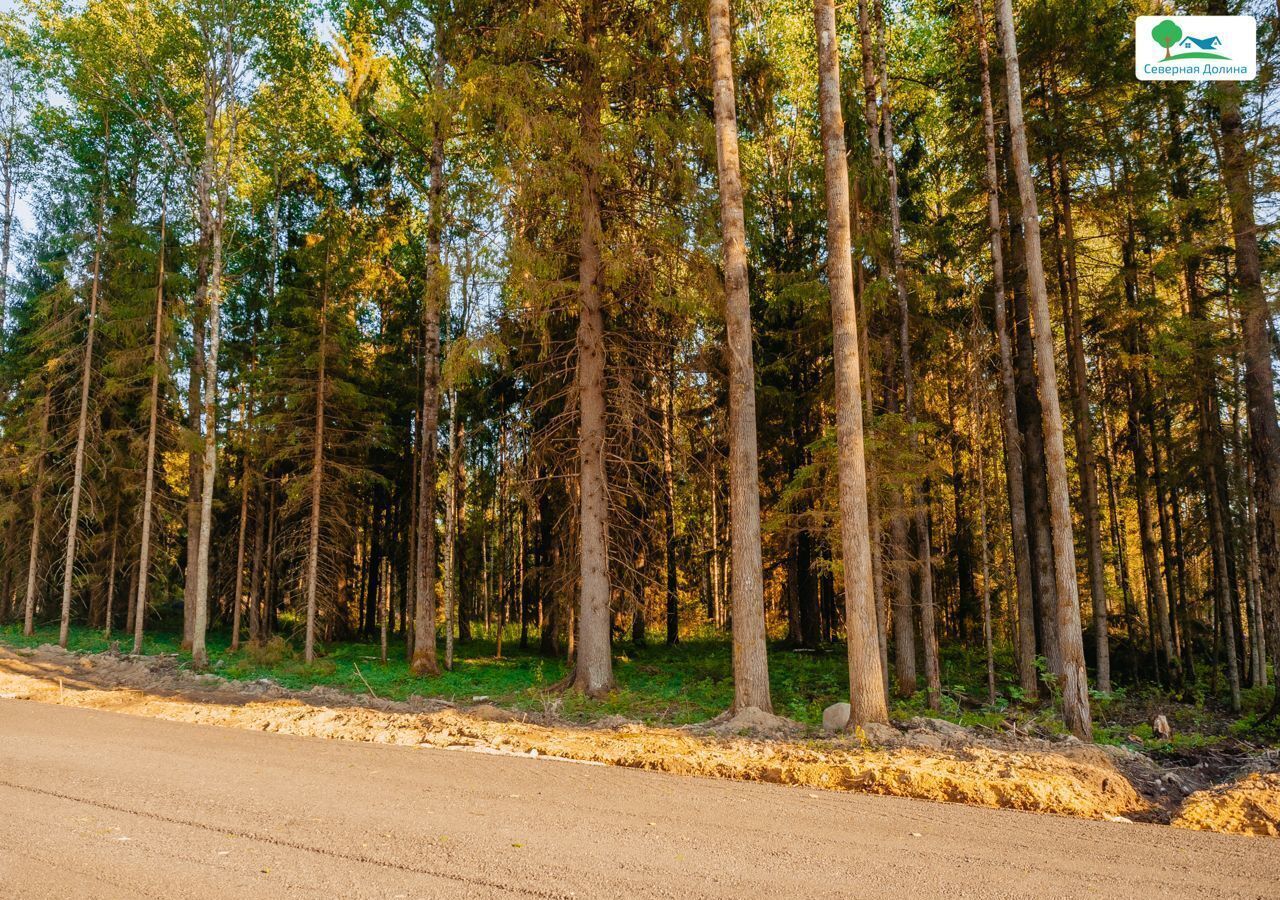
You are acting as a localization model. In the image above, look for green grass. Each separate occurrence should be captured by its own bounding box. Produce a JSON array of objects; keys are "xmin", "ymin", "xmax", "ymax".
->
[
  {"xmin": 2, "ymin": 622, "xmax": 1272, "ymax": 743},
  {"xmin": 2, "ymin": 622, "xmax": 844, "ymax": 725}
]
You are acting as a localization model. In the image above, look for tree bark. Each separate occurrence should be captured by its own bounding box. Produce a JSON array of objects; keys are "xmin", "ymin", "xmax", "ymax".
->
[
  {"xmin": 0, "ymin": 87, "xmax": 15, "ymax": 342},
  {"xmin": 1206, "ymin": 444, "xmax": 1242, "ymax": 709},
  {"xmin": 853, "ymin": 9, "xmax": 888, "ymax": 693},
  {"xmin": 444, "ymin": 394, "xmax": 462, "ymax": 670},
  {"xmin": 972, "ymin": 321, "xmax": 996, "ymax": 706},
  {"xmin": 1147, "ymin": 402, "xmax": 1183, "ymax": 665},
  {"xmin": 102, "ymin": 526, "xmax": 118, "ymax": 638},
  {"xmin": 22, "ymin": 391, "xmax": 50, "ymax": 637},
  {"xmin": 571, "ymin": 0, "xmax": 615, "ymax": 698},
  {"xmin": 191, "ymin": 34, "xmax": 237, "ymax": 668},
  {"xmin": 995, "ymin": 0, "xmax": 1091, "ymax": 737},
  {"xmin": 663, "ymin": 362, "xmax": 679, "ymax": 645},
  {"xmin": 263, "ymin": 478, "xmax": 278, "ymax": 639},
  {"xmin": 888, "ymin": 487, "xmax": 916, "ymax": 695},
  {"xmin": 1127, "ymin": 377, "xmax": 1177, "ymax": 681},
  {"xmin": 303, "ymin": 248, "xmax": 329, "ymax": 664},
  {"xmin": 59, "ymin": 113, "xmax": 109, "ymax": 649},
  {"xmin": 183, "ymin": 217, "xmax": 208, "ymax": 651},
  {"xmin": 411, "ymin": 43, "xmax": 447, "ymax": 677},
  {"xmin": 190, "ymin": 218, "xmax": 218, "ymax": 662},
  {"xmin": 132, "ymin": 197, "xmax": 166, "ymax": 654},
  {"xmin": 1246, "ymin": 482, "xmax": 1268, "ymax": 688},
  {"xmin": 124, "ymin": 564, "xmax": 137, "ymax": 638},
  {"xmin": 852, "ymin": 194, "xmax": 888, "ymax": 688},
  {"xmin": 709, "ymin": 0, "xmax": 771, "ymax": 712},
  {"xmin": 974, "ymin": 0, "xmax": 1036, "ymax": 697},
  {"xmin": 248, "ymin": 485, "xmax": 264, "ymax": 643},
  {"xmin": 1008, "ymin": 201, "xmax": 1060, "ymax": 677},
  {"xmin": 1210, "ymin": 12, "xmax": 1280, "ymax": 715},
  {"xmin": 856, "ymin": 0, "xmax": 881, "ymax": 166},
  {"xmin": 190, "ymin": 194, "xmax": 221, "ymax": 669},
  {"xmin": 231, "ymin": 408, "xmax": 251, "ymax": 653},
  {"xmin": 1099, "ymin": 382, "xmax": 1138, "ymax": 646},
  {"xmin": 876, "ymin": 0, "xmax": 939, "ymax": 710},
  {"xmin": 814, "ymin": 0, "xmax": 888, "ymax": 725},
  {"xmin": 1050, "ymin": 152, "xmax": 1110, "ymax": 692}
]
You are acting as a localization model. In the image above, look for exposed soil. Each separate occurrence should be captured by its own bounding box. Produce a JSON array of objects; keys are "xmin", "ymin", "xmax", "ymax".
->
[
  {"xmin": 1173, "ymin": 772, "xmax": 1280, "ymax": 837},
  {"xmin": 2, "ymin": 643, "xmax": 1275, "ymax": 834}
]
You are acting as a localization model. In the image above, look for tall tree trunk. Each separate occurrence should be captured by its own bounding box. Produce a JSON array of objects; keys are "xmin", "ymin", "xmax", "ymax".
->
[
  {"xmin": 102, "ymin": 525, "xmax": 118, "ymax": 639},
  {"xmin": 444, "ymin": 394, "xmax": 461, "ymax": 670},
  {"xmin": 876, "ymin": 0, "xmax": 939, "ymax": 711},
  {"xmin": 0, "ymin": 100, "xmax": 15, "ymax": 342},
  {"xmin": 380, "ymin": 555, "xmax": 390, "ymax": 663},
  {"xmin": 996, "ymin": 0, "xmax": 1091, "ymax": 737},
  {"xmin": 1162, "ymin": 428, "xmax": 1197, "ymax": 680},
  {"xmin": 1246, "ymin": 482, "xmax": 1268, "ymax": 688},
  {"xmin": 495, "ymin": 449, "xmax": 508, "ymax": 660},
  {"xmin": 571, "ymin": 0, "xmax": 615, "ymax": 698},
  {"xmin": 855, "ymin": 3, "xmax": 916, "ymax": 701},
  {"xmin": 948, "ymin": 379, "xmax": 976, "ymax": 641},
  {"xmin": 191, "ymin": 174, "xmax": 222, "ymax": 668},
  {"xmin": 815, "ymin": 0, "xmax": 888, "ymax": 725},
  {"xmin": 231, "ymin": 408, "xmax": 251, "ymax": 653},
  {"xmin": 1099, "ymin": 384, "xmax": 1138, "ymax": 644},
  {"xmin": 854, "ymin": 9, "xmax": 888, "ymax": 692},
  {"xmin": 1127, "ymin": 378, "xmax": 1177, "ymax": 681},
  {"xmin": 183, "ymin": 240, "xmax": 207, "ymax": 650},
  {"xmin": 709, "ymin": 0, "xmax": 771, "ymax": 712},
  {"xmin": 856, "ymin": 0, "xmax": 880, "ymax": 166},
  {"xmin": 132, "ymin": 198, "xmax": 167, "ymax": 655},
  {"xmin": 191, "ymin": 37, "xmax": 237, "ymax": 668},
  {"xmin": 1206, "ymin": 448, "xmax": 1242, "ymax": 709},
  {"xmin": 124, "ymin": 564, "xmax": 137, "ymax": 638},
  {"xmin": 974, "ymin": 1, "xmax": 1036, "ymax": 697},
  {"xmin": 1210, "ymin": 4, "xmax": 1280, "ymax": 717},
  {"xmin": 708, "ymin": 455, "xmax": 722, "ymax": 627},
  {"xmin": 1009, "ymin": 209, "xmax": 1060, "ymax": 676},
  {"xmin": 853, "ymin": 191, "xmax": 888, "ymax": 689},
  {"xmin": 1175, "ymin": 95, "xmax": 1232, "ymax": 686},
  {"xmin": 264, "ymin": 478, "xmax": 278, "ymax": 638},
  {"xmin": 303, "ymin": 249, "xmax": 329, "ymax": 664},
  {"xmin": 1050, "ymin": 153, "xmax": 1110, "ymax": 692},
  {"xmin": 1147, "ymin": 401, "xmax": 1184, "ymax": 664},
  {"xmin": 888, "ymin": 487, "xmax": 916, "ymax": 695},
  {"xmin": 663, "ymin": 361, "xmax": 679, "ymax": 644},
  {"xmin": 190, "ymin": 242, "xmax": 219, "ymax": 668},
  {"xmin": 59, "ymin": 114, "xmax": 109, "ymax": 649},
  {"xmin": 22, "ymin": 391, "xmax": 50, "ymax": 637},
  {"xmin": 971, "ymin": 321, "xmax": 996, "ymax": 706},
  {"xmin": 411, "ymin": 45, "xmax": 447, "ymax": 676},
  {"xmin": 248, "ymin": 486, "xmax": 264, "ymax": 643}
]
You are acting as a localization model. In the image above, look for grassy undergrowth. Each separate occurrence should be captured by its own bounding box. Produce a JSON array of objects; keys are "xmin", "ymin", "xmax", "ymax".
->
[{"xmin": 2, "ymin": 621, "xmax": 1273, "ymax": 746}]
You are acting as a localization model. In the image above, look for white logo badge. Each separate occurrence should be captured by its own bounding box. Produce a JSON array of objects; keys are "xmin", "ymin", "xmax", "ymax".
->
[{"xmin": 1136, "ymin": 16, "xmax": 1256, "ymax": 81}]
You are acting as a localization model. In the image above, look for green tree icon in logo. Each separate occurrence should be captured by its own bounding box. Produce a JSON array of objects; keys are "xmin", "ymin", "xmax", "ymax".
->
[{"xmin": 1152, "ymin": 19, "xmax": 1182, "ymax": 59}]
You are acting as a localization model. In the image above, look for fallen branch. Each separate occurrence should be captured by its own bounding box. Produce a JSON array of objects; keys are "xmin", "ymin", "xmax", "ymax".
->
[{"xmin": 352, "ymin": 663, "xmax": 379, "ymax": 700}]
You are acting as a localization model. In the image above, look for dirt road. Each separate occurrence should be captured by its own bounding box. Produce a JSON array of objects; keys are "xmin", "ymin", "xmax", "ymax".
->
[{"xmin": 1, "ymin": 699, "xmax": 1275, "ymax": 899}]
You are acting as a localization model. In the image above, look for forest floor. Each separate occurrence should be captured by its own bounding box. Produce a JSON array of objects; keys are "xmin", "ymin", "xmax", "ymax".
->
[{"xmin": 1, "ymin": 629, "xmax": 1277, "ymax": 837}]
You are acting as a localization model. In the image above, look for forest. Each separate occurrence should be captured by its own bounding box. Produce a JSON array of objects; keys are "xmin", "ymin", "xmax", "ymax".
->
[{"xmin": 0, "ymin": 0, "xmax": 1276, "ymax": 746}]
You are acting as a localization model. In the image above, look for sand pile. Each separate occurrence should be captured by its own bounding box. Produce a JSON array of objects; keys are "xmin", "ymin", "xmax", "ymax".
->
[{"xmin": 1173, "ymin": 772, "xmax": 1280, "ymax": 837}]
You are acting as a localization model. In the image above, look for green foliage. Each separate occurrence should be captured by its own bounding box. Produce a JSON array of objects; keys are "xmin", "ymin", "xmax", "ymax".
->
[{"xmin": 1151, "ymin": 19, "xmax": 1182, "ymax": 54}]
